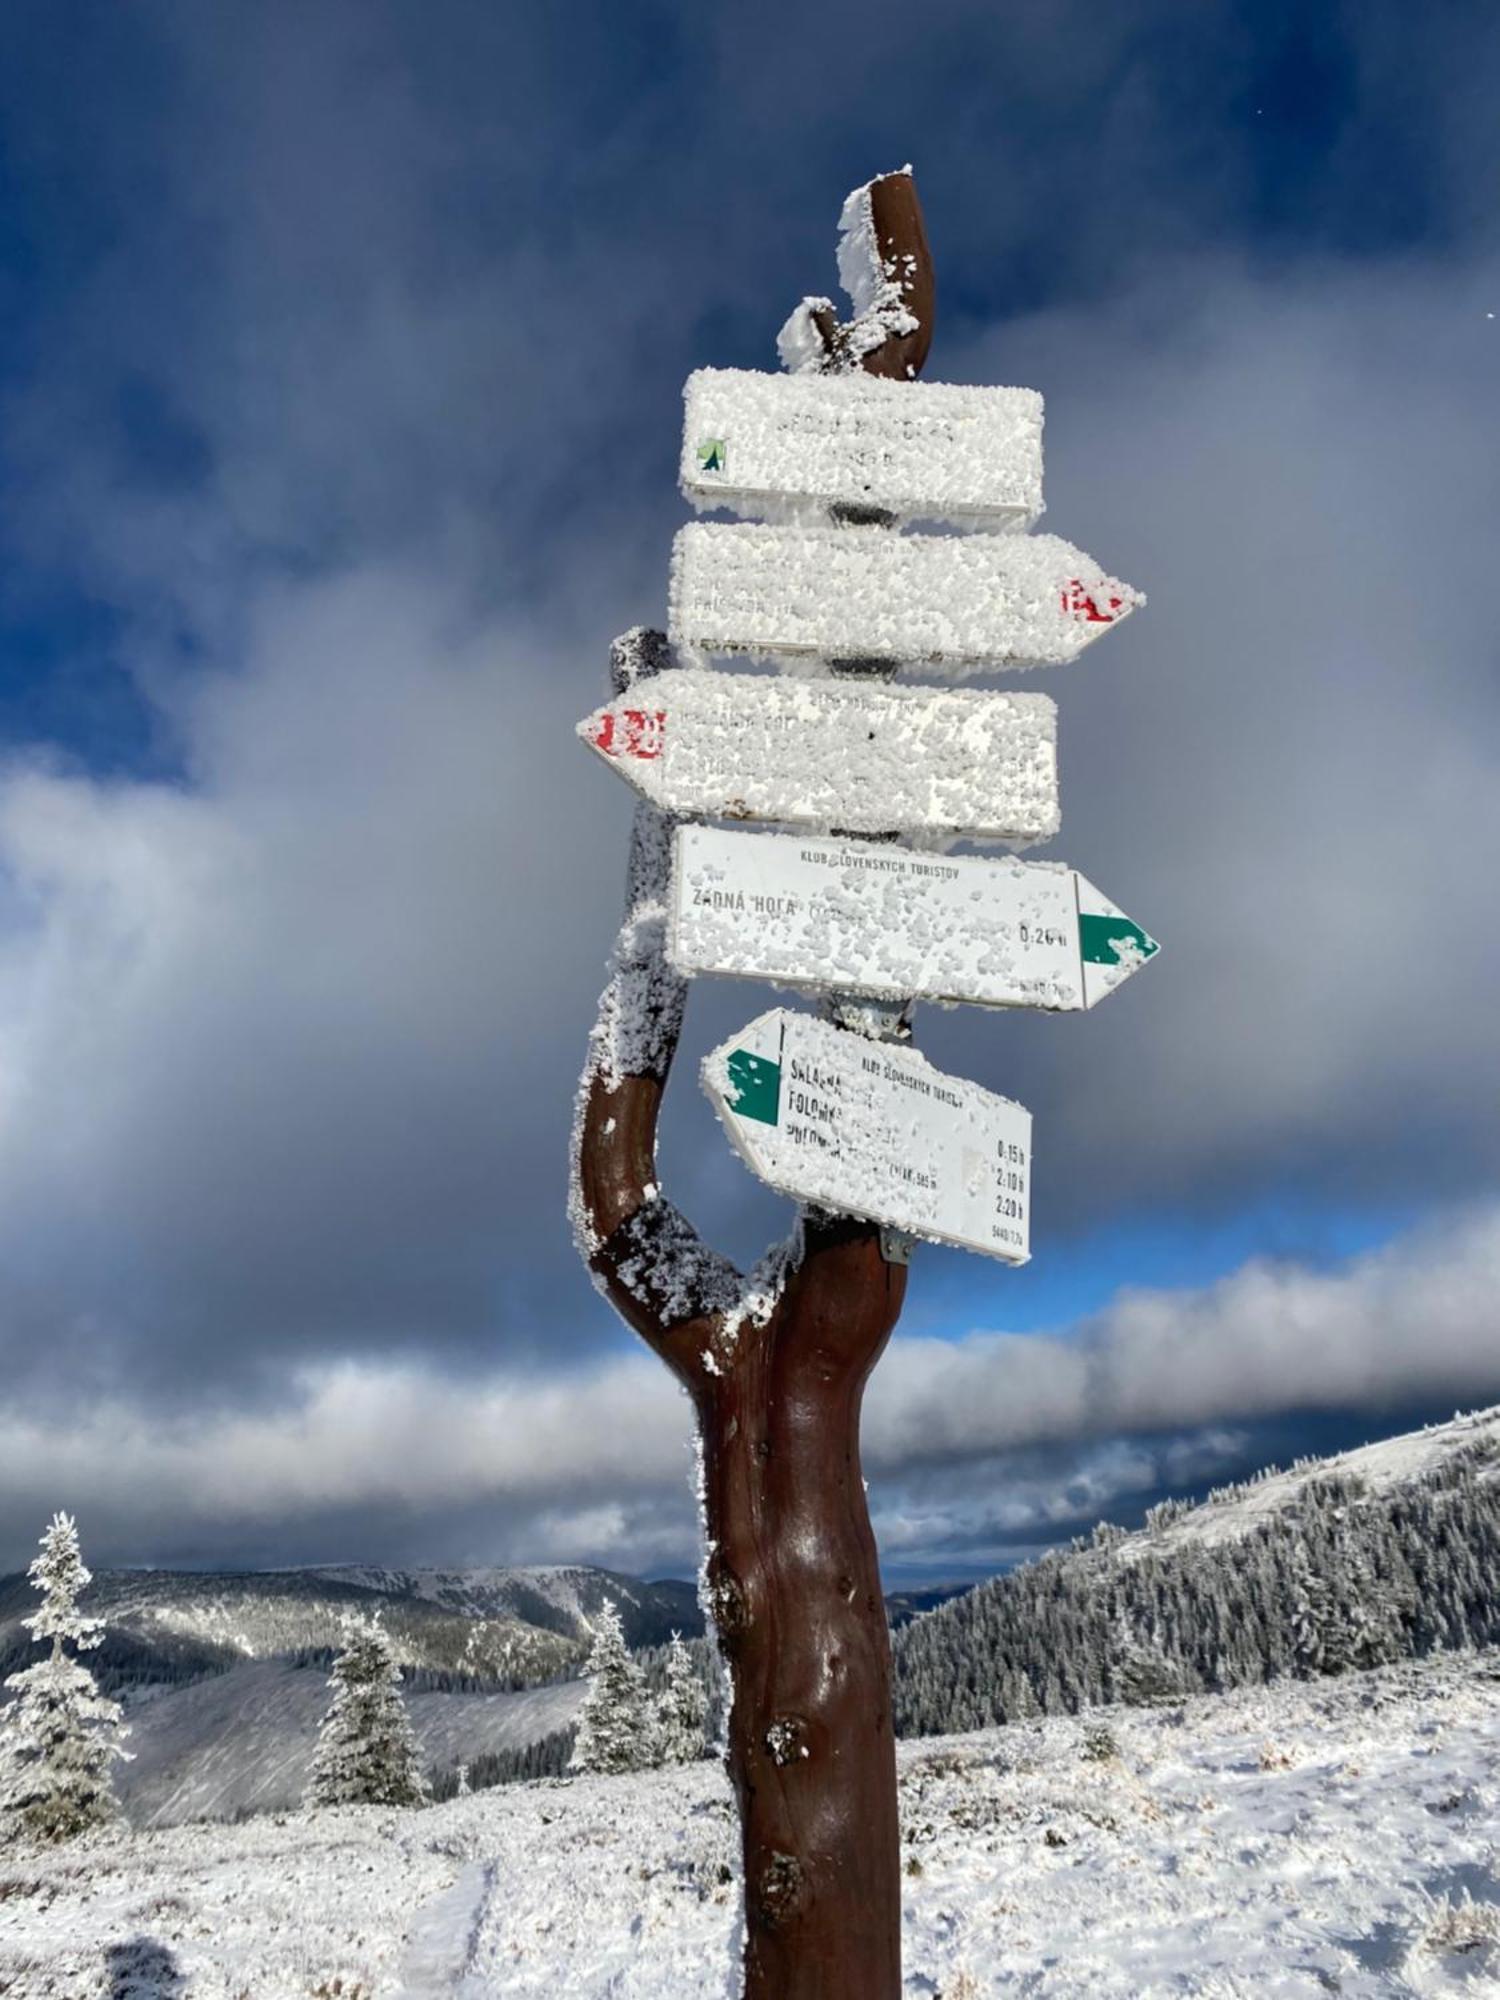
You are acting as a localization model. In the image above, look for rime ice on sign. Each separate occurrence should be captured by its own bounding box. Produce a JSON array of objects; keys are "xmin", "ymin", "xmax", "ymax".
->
[
  {"xmin": 671, "ymin": 825, "xmax": 1159, "ymax": 1012},
  {"xmin": 680, "ymin": 369, "xmax": 1044, "ymax": 531},
  {"xmin": 670, "ymin": 522, "xmax": 1142, "ymax": 672},
  {"xmin": 703, "ymin": 1008, "xmax": 1032, "ymax": 1264},
  {"xmin": 577, "ymin": 667, "xmax": 1059, "ymax": 844}
]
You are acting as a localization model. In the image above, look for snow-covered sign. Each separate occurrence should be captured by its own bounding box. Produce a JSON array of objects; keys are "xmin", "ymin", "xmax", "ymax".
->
[
  {"xmin": 671, "ymin": 825, "xmax": 1160, "ymax": 1012},
  {"xmin": 670, "ymin": 522, "xmax": 1142, "ymax": 672},
  {"xmin": 577, "ymin": 667, "xmax": 1058, "ymax": 844},
  {"xmin": 680, "ymin": 368, "xmax": 1044, "ymax": 531},
  {"xmin": 703, "ymin": 1008, "xmax": 1032, "ymax": 1263}
]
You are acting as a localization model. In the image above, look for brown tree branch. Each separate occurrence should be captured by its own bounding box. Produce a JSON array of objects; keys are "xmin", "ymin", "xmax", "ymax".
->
[
  {"xmin": 778, "ymin": 168, "xmax": 934, "ymax": 382},
  {"xmin": 570, "ymin": 631, "xmax": 738, "ymax": 1391}
]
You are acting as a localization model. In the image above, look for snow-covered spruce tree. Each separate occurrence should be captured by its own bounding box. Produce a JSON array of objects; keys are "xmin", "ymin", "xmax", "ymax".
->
[
  {"xmin": 1112, "ymin": 1617, "xmax": 1187, "ymax": 1708},
  {"xmin": 654, "ymin": 1631, "xmax": 709, "ymax": 1765},
  {"xmin": 305, "ymin": 1612, "xmax": 427, "ymax": 1808},
  {"xmin": 569, "ymin": 1600, "xmax": 651, "ymax": 1776},
  {"xmin": 0, "ymin": 1513, "xmax": 128, "ymax": 1845}
]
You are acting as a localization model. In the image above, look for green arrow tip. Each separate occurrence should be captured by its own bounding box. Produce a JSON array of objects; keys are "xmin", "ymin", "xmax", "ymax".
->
[{"xmin": 1079, "ymin": 913, "xmax": 1160, "ymax": 968}]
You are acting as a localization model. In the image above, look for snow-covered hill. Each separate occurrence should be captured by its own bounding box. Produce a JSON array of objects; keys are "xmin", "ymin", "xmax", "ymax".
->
[
  {"xmin": 5, "ymin": 1649, "xmax": 1499, "ymax": 1996},
  {"xmin": 116, "ymin": 1658, "xmax": 585, "ymax": 1829},
  {"xmin": 0, "ymin": 1563, "xmax": 692, "ymax": 1834},
  {"xmin": 307, "ymin": 1563, "xmax": 704, "ymax": 1647},
  {"xmin": 0, "ymin": 1563, "xmax": 701, "ymax": 1694},
  {"xmin": 894, "ymin": 1404, "xmax": 1500, "ymax": 1737},
  {"xmin": 1129, "ymin": 1404, "xmax": 1500, "ymax": 1560}
]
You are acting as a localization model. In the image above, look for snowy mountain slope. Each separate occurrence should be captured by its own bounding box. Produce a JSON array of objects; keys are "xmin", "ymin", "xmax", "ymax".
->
[
  {"xmin": 308, "ymin": 1563, "xmax": 704, "ymax": 1647},
  {"xmin": 0, "ymin": 1563, "xmax": 698, "ymax": 1693},
  {"xmin": 5, "ymin": 1649, "xmax": 1499, "ymax": 1997},
  {"xmin": 893, "ymin": 1404, "xmax": 1500, "ymax": 1737},
  {"xmin": 116, "ymin": 1657, "xmax": 585, "ymax": 1830},
  {"xmin": 1129, "ymin": 1404, "xmax": 1500, "ymax": 1560}
]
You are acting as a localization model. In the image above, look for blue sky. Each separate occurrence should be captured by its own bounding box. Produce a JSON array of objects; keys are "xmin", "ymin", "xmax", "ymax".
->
[{"xmin": 0, "ymin": 1, "xmax": 1496, "ymax": 1581}]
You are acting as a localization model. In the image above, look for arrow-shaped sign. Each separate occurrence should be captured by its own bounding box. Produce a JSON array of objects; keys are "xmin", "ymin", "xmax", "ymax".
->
[
  {"xmin": 577, "ymin": 667, "xmax": 1058, "ymax": 844},
  {"xmin": 671, "ymin": 825, "xmax": 1160, "ymax": 1012},
  {"xmin": 680, "ymin": 367, "xmax": 1044, "ymax": 531},
  {"xmin": 670, "ymin": 522, "xmax": 1142, "ymax": 672},
  {"xmin": 703, "ymin": 1008, "xmax": 1032, "ymax": 1263}
]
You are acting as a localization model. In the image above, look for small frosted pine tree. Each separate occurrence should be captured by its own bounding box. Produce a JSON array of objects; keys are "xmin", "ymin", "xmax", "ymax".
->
[
  {"xmin": 653, "ymin": 1632, "xmax": 708, "ymax": 1765},
  {"xmin": 1113, "ymin": 1617, "xmax": 1186, "ymax": 1708},
  {"xmin": 1290, "ymin": 1547, "xmax": 1334, "ymax": 1676},
  {"xmin": 305, "ymin": 1613, "xmax": 427, "ymax": 1808},
  {"xmin": 569, "ymin": 1600, "xmax": 650, "ymax": 1776},
  {"xmin": 0, "ymin": 1513, "xmax": 128, "ymax": 1845},
  {"xmin": 1000, "ymin": 1668, "xmax": 1041, "ymax": 1723}
]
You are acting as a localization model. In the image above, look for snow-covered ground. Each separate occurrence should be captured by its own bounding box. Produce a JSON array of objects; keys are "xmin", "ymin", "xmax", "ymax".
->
[{"xmin": 4, "ymin": 1649, "xmax": 1499, "ymax": 1997}]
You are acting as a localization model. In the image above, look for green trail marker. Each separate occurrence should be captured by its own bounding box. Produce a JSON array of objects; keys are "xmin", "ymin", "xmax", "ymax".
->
[{"xmin": 725, "ymin": 1047, "xmax": 781, "ymax": 1125}]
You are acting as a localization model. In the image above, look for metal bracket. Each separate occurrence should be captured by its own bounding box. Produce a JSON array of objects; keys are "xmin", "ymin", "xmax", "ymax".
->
[
  {"xmin": 879, "ymin": 1227, "xmax": 915, "ymax": 1267},
  {"xmin": 824, "ymin": 993, "xmax": 912, "ymax": 1042}
]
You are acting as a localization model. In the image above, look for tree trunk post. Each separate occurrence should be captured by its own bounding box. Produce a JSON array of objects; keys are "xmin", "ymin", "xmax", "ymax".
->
[{"xmin": 571, "ymin": 169, "xmax": 934, "ymax": 2000}]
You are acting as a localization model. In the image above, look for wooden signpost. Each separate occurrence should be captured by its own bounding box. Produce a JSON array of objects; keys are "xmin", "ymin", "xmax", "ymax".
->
[
  {"xmin": 672, "ymin": 824, "xmax": 1158, "ymax": 1011},
  {"xmin": 572, "ymin": 167, "xmax": 1156, "ymax": 2000},
  {"xmin": 704, "ymin": 1008, "xmax": 1032, "ymax": 1262},
  {"xmin": 578, "ymin": 667, "xmax": 1059, "ymax": 843},
  {"xmin": 670, "ymin": 518, "xmax": 1142, "ymax": 669}
]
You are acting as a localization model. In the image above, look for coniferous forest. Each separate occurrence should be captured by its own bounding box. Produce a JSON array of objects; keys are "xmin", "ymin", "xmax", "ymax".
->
[{"xmin": 892, "ymin": 1433, "xmax": 1500, "ymax": 1737}]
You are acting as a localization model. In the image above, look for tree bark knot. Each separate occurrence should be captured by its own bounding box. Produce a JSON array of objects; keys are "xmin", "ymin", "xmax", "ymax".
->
[
  {"xmin": 765, "ymin": 1716, "xmax": 809, "ymax": 1767},
  {"xmin": 756, "ymin": 1851, "xmax": 807, "ymax": 1929}
]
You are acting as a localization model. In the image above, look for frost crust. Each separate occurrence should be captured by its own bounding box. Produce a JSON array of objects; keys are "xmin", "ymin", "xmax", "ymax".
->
[
  {"xmin": 670, "ymin": 521, "xmax": 1142, "ymax": 672},
  {"xmin": 579, "ymin": 666, "xmax": 1058, "ymax": 845},
  {"xmin": 681, "ymin": 368, "xmax": 1043, "ymax": 531}
]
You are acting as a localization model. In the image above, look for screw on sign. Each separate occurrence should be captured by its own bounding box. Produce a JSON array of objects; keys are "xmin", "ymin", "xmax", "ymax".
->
[{"xmin": 570, "ymin": 169, "xmax": 1156, "ymax": 2000}]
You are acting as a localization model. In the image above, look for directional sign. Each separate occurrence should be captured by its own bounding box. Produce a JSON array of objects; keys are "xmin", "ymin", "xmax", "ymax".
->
[
  {"xmin": 680, "ymin": 368, "xmax": 1044, "ymax": 531},
  {"xmin": 670, "ymin": 522, "xmax": 1142, "ymax": 671},
  {"xmin": 703, "ymin": 1008, "xmax": 1032, "ymax": 1263},
  {"xmin": 577, "ymin": 667, "xmax": 1059, "ymax": 844},
  {"xmin": 672, "ymin": 825, "xmax": 1159, "ymax": 1012}
]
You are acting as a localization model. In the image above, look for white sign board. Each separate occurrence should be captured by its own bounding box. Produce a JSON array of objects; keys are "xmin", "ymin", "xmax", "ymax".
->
[
  {"xmin": 672, "ymin": 825, "xmax": 1160, "ymax": 1012},
  {"xmin": 680, "ymin": 367, "xmax": 1044, "ymax": 531},
  {"xmin": 670, "ymin": 522, "xmax": 1141, "ymax": 671},
  {"xmin": 703, "ymin": 1008, "xmax": 1032, "ymax": 1263},
  {"xmin": 578, "ymin": 667, "xmax": 1058, "ymax": 844}
]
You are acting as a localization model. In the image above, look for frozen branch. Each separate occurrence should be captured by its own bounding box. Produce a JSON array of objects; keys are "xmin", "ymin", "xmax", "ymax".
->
[{"xmin": 776, "ymin": 168, "xmax": 934, "ymax": 384}]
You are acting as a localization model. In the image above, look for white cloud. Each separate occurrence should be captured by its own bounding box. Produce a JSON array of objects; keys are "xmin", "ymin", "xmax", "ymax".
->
[{"xmin": 3, "ymin": 1200, "xmax": 1497, "ymax": 1572}]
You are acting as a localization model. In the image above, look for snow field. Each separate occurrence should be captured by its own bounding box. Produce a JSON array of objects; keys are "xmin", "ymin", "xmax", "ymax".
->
[{"xmin": 4, "ymin": 1649, "xmax": 1499, "ymax": 1996}]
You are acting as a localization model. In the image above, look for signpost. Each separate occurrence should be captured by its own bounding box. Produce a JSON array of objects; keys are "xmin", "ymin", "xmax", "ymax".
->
[
  {"xmin": 578, "ymin": 667, "xmax": 1059, "ymax": 843},
  {"xmin": 572, "ymin": 168, "xmax": 1158, "ymax": 2000},
  {"xmin": 704, "ymin": 1008, "xmax": 1032, "ymax": 1263},
  {"xmin": 672, "ymin": 824, "xmax": 1158, "ymax": 1011},
  {"xmin": 680, "ymin": 366, "xmax": 1044, "ymax": 529},
  {"xmin": 670, "ymin": 519, "xmax": 1142, "ymax": 669}
]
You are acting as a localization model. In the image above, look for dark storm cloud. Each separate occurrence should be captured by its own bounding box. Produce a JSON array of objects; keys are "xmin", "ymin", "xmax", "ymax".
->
[{"xmin": 0, "ymin": 0, "xmax": 1496, "ymax": 1565}]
